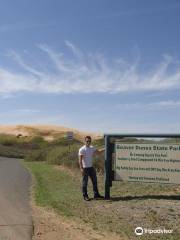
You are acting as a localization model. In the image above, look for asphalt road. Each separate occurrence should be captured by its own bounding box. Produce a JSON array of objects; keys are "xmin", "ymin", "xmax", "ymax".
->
[{"xmin": 0, "ymin": 157, "xmax": 33, "ymax": 240}]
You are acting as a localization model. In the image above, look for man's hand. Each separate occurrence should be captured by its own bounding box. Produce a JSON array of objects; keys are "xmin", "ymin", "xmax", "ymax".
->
[
  {"xmin": 80, "ymin": 168, "xmax": 85, "ymax": 176},
  {"xmin": 79, "ymin": 155, "xmax": 84, "ymax": 175},
  {"xmin": 98, "ymin": 148, "xmax": 105, "ymax": 152}
]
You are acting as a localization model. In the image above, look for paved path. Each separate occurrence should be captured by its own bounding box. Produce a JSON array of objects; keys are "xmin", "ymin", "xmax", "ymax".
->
[{"xmin": 0, "ymin": 157, "xmax": 33, "ymax": 240}]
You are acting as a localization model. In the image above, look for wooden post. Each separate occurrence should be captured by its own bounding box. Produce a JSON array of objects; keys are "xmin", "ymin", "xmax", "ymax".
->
[{"xmin": 104, "ymin": 135, "xmax": 111, "ymax": 199}]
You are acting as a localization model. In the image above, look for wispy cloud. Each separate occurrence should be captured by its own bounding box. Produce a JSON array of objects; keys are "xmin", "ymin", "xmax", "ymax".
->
[
  {"xmin": 115, "ymin": 100, "xmax": 180, "ymax": 111},
  {"xmin": 0, "ymin": 42, "xmax": 180, "ymax": 96},
  {"xmin": 103, "ymin": 122, "xmax": 180, "ymax": 134},
  {"xmin": 0, "ymin": 22, "xmax": 54, "ymax": 33},
  {"xmin": 7, "ymin": 50, "xmax": 45, "ymax": 77},
  {"xmin": 0, "ymin": 108, "xmax": 65, "ymax": 125},
  {"xmin": 97, "ymin": 4, "xmax": 180, "ymax": 19},
  {"xmin": 14, "ymin": 108, "xmax": 41, "ymax": 114}
]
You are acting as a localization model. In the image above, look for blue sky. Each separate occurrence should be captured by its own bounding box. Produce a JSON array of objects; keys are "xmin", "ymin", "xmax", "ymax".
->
[{"xmin": 0, "ymin": 0, "xmax": 180, "ymax": 134}]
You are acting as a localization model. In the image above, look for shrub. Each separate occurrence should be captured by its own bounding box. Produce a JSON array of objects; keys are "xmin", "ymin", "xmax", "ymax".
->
[
  {"xmin": 29, "ymin": 136, "xmax": 48, "ymax": 148},
  {"xmin": 93, "ymin": 153, "xmax": 104, "ymax": 173},
  {"xmin": 0, "ymin": 134, "xmax": 20, "ymax": 146},
  {"xmin": 25, "ymin": 149, "xmax": 47, "ymax": 162},
  {"xmin": 46, "ymin": 144, "xmax": 80, "ymax": 168},
  {"xmin": 25, "ymin": 137, "xmax": 105, "ymax": 172}
]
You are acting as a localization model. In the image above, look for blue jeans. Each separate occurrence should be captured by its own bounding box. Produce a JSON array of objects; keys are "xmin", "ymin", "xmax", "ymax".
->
[{"xmin": 82, "ymin": 167, "xmax": 99, "ymax": 197}]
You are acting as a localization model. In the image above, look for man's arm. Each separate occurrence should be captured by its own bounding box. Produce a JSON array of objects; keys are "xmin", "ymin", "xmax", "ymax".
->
[
  {"xmin": 94, "ymin": 148, "xmax": 105, "ymax": 156},
  {"xmin": 79, "ymin": 154, "xmax": 84, "ymax": 174},
  {"xmin": 79, "ymin": 154, "xmax": 83, "ymax": 169}
]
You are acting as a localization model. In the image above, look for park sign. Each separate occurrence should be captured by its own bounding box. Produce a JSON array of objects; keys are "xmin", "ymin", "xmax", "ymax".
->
[
  {"xmin": 104, "ymin": 134, "xmax": 180, "ymax": 199},
  {"xmin": 115, "ymin": 143, "xmax": 180, "ymax": 184}
]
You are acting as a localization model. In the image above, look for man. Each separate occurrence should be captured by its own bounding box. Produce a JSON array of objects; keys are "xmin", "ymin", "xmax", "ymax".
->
[{"xmin": 78, "ymin": 136, "xmax": 104, "ymax": 201}]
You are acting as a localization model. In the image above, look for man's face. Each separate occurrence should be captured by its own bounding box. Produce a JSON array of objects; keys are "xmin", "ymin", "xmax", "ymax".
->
[{"xmin": 85, "ymin": 138, "xmax": 91, "ymax": 147}]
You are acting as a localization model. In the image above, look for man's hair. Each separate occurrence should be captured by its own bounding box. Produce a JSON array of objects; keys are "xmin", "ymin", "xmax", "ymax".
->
[{"xmin": 85, "ymin": 136, "xmax": 91, "ymax": 141}]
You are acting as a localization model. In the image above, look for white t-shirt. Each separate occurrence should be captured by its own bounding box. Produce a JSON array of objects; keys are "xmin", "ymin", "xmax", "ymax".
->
[{"xmin": 78, "ymin": 145, "xmax": 96, "ymax": 168}]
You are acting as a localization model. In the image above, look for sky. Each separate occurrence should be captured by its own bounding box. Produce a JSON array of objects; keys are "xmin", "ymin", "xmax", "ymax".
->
[{"xmin": 0, "ymin": 0, "xmax": 180, "ymax": 134}]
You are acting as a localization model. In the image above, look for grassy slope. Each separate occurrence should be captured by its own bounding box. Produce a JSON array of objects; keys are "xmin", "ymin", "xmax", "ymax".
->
[{"xmin": 24, "ymin": 161, "xmax": 180, "ymax": 240}]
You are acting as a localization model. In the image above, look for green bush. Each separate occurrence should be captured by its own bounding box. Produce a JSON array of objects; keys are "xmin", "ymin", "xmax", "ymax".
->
[
  {"xmin": 93, "ymin": 138, "xmax": 104, "ymax": 148},
  {"xmin": 24, "ymin": 136, "xmax": 105, "ymax": 172},
  {"xmin": 93, "ymin": 154, "xmax": 104, "ymax": 173},
  {"xmin": 25, "ymin": 149, "xmax": 47, "ymax": 162},
  {"xmin": 46, "ymin": 144, "xmax": 80, "ymax": 168},
  {"xmin": 0, "ymin": 134, "xmax": 21, "ymax": 146},
  {"xmin": 52, "ymin": 137, "xmax": 81, "ymax": 146},
  {"xmin": 29, "ymin": 136, "xmax": 48, "ymax": 148}
]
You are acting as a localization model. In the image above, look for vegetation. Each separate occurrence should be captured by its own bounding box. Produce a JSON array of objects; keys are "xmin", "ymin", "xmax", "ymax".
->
[
  {"xmin": 1, "ymin": 133, "xmax": 180, "ymax": 239},
  {"xmin": 0, "ymin": 133, "xmax": 104, "ymax": 170},
  {"xmin": 24, "ymin": 161, "xmax": 180, "ymax": 240}
]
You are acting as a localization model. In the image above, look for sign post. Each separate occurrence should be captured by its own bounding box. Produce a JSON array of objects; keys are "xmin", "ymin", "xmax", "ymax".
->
[
  {"xmin": 66, "ymin": 131, "xmax": 74, "ymax": 155},
  {"xmin": 104, "ymin": 135, "xmax": 111, "ymax": 199}
]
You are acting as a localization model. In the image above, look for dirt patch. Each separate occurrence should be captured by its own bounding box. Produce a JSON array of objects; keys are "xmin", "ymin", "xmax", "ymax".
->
[{"xmin": 31, "ymin": 205, "xmax": 125, "ymax": 240}]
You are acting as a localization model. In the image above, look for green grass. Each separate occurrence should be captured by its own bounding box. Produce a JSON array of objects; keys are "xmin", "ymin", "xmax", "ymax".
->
[
  {"xmin": 24, "ymin": 161, "xmax": 89, "ymax": 216},
  {"xmin": 24, "ymin": 161, "xmax": 180, "ymax": 240}
]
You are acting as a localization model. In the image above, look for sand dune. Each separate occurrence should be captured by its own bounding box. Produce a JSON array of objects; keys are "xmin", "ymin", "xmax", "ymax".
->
[{"xmin": 0, "ymin": 124, "xmax": 102, "ymax": 141}]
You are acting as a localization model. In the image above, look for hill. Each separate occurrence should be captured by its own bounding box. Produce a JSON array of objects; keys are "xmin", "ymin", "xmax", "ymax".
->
[{"xmin": 0, "ymin": 124, "xmax": 102, "ymax": 142}]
